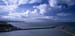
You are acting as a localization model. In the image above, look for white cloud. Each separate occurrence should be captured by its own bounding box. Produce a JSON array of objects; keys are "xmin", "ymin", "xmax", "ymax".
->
[
  {"xmin": 56, "ymin": 13, "xmax": 72, "ymax": 16},
  {"xmin": 37, "ymin": 4, "xmax": 49, "ymax": 15},
  {"xmin": 6, "ymin": 4, "xmax": 49, "ymax": 18},
  {"xmin": 0, "ymin": 0, "xmax": 74, "ymax": 22},
  {"xmin": 1, "ymin": 0, "xmax": 42, "ymax": 12},
  {"xmin": 18, "ymin": 0, "xmax": 30, "ymax": 5},
  {"xmin": 1, "ymin": 16, "xmax": 56, "ymax": 22},
  {"xmin": 48, "ymin": 0, "xmax": 58, "ymax": 7},
  {"xmin": 48, "ymin": 0, "xmax": 75, "ymax": 8},
  {"xmin": 2, "ymin": 0, "xmax": 43, "ymax": 5},
  {"xmin": 0, "ymin": 6, "xmax": 8, "ymax": 11},
  {"xmin": 29, "ymin": 0, "xmax": 42, "ymax": 4},
  {"xmin": 33, "ymin": 4, "xmax": 49, "ymax": 15},
  {"xmin": 0, "ymin": 4, "xmax": 17, "ymax": 12},
  {"xmin": 3, "ymin": 0, "xmax": 42, "ymax": 5},
  {"xmin": 1, "ymin": 3, "xmax": 54, "ymax": 22},
  {"xmin": 0, "ymin": 0, "xmax": 48, "ymax": 16},
  {"xmin": 0, "ymin": 3, "xmax": 50, "ymax": 22},
  {"xmin": 23, "ymin": 16, "xmax": 55, "ymax": 22}
]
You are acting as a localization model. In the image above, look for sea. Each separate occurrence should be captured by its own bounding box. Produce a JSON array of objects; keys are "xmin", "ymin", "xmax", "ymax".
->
[{"xmin": 0, "ymin": 21, "xmax": 74, "ymax": 36}]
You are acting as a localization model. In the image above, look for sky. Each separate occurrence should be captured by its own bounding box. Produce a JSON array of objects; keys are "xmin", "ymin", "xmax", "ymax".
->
[{"xmin": 0, "ymin": 0, "xmax": 74, "ymax": 22}]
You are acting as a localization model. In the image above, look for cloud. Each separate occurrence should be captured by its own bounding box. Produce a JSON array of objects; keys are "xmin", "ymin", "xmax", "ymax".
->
[
  {"xmin": 63, "ymin": 0, "xmax": 75, "ymax": 6},
  {"xmin": 2, "ymin": 0, "xmax": 42, "ymax": 5},
  {"xmin": 1, "ymin": 16, "xmax": 56, "ymax": 22},
  {"xmin": 15, "ymin": 0, "xmax": 42, "ymax": 5},
  {"xmin": 48, "ymin": 0, "xmax": 75, "ymax": 8},
  {"xmin": 0, "ymin": 5, "xmax": 18, "ymax": 12},
  {"xmin": 1, "ymin": 0, "xmax": 43, "ymax": 12},
  {"xmin": 0, "ymin": 5, "xmax": 8, "ymax": 11},
  {"xmin": 18, "ymin": 0, "xmax": 30, "ymax": 5},
  {"xmin": 21, "ymin": 16, "xmax": 55, "ymax": 22},
  {"xmin": 48, "ymin": 0, "xmax": 58, "ymax": 7},
  {"xmin": 0, "ymin": 3, "xmax": 54, "ymax": 22},
  {"xmin": 8, "ymin": 4, "xmax": 49, "ymax": 17},
  {"xmin": 0, "ymin": 4, "xmax": 50, "ymax": 22},
  {"xmin": 56, "ymin": 13, "xmax": 72, "ymax": 16},
  {"xmin": 33, "ymin": 4, "xmax": 49, "ymax": 15},
  {"xmin": 0, "ymin": 0, "xmax": 74, "ymax": 22},
  {"xmin": 29, "ymin": 0, "xmax": 42, "ymax": 4}
]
